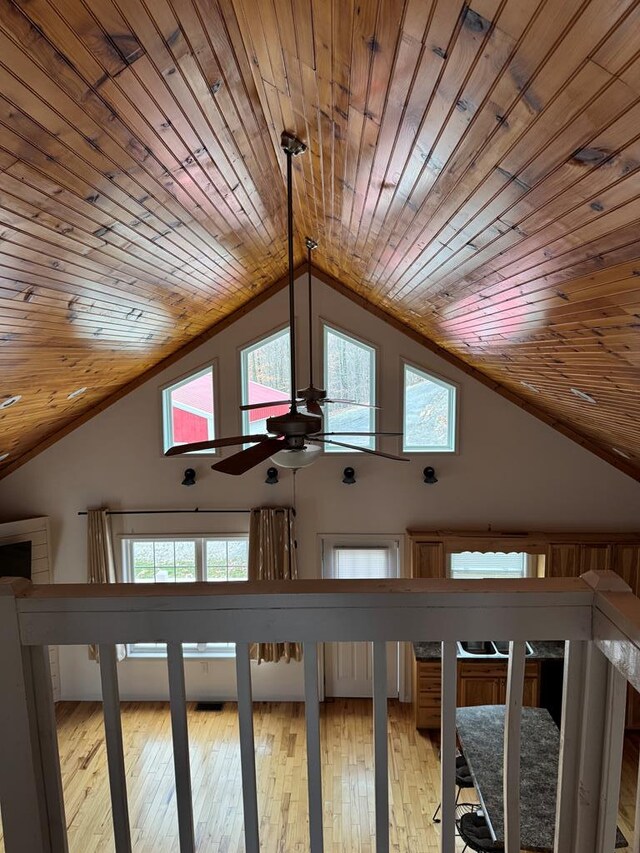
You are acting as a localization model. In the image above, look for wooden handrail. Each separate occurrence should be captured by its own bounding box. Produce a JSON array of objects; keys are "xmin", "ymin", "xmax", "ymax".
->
[{"xmin": 1, "ymin": 571, "xmax": 639, "ymax": 853}]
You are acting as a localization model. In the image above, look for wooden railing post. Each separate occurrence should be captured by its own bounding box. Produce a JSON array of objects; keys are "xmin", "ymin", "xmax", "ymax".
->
[
  {"xmin": 578, "ymin": 570, "xmax": 631, "ymax": 853},
  {"xmin": 571, "ymin": 642, "xmax": 626, "ymax": 853},
  {"xmin": 555, "ymin": 640, "xmax": 587, "ymax": 850},
  {"xmin": 0, "ymin": 578, "xmax": 66, "ymax": 852}
]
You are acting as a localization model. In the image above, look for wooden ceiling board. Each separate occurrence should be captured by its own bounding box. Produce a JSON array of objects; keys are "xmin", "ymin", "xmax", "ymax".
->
[{"xmin": 0, "ymin": 0, "xmax": 639, "ymax": 481}]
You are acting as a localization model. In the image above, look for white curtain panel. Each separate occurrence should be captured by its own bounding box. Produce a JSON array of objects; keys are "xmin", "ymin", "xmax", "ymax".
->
[
  {"xmin": 248, "ymin": 507, "xmax": 302, "ymax": 664},
  {"xmin": 87, "ymin": 508, "xmax": 126, "ymax": 662}
]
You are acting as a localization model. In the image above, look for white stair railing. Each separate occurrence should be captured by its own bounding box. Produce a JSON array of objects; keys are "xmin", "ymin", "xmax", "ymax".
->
[{"xmin": 0, "ymin": 572, "xmax": 638, "ymax": 853}]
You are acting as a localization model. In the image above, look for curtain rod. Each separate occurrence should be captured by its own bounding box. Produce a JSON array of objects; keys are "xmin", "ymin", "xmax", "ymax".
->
[{"xmin": 77, "ymin": 508, "xmax": 252, "ymax": 516}]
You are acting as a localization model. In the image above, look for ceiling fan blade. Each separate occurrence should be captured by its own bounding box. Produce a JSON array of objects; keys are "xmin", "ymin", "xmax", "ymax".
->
[
  {"xmin": 212, "ymin": 437, "xmax": 284, "ymax": 475},
  {"xmin": 165, "ymin": 435, "xmax": 268, "ymax": 456},
  {"xmin": 315, "ymin": 431, "xmax": 403, "ymax": 437},
  {"xmin": 312, "ymin": 438, "xmax": 410, "ymax": 462},
  {"xmin": 324, "ymin": 399, "xmax": 381, "ymax": 409},
  {"xmin": 239, "ymin": 399, "xmax": 295, "ymax": 411},
  {"xmin": 306, "ymin": 400, "xmax": 323, "ymax": 417}
]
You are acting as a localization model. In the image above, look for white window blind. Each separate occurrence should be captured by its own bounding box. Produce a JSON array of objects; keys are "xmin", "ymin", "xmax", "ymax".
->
[
  {"xmin": 449, "ymin": 551, "xmax": 530, "ymax": 580},
  {"xmin": 333, "ymin": 547, "xmax": 392, "ymax": 580}
]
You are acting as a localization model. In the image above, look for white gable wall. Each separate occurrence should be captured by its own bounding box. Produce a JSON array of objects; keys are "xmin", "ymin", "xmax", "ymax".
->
[{"xmin": 0, "ymin": 275, "xmax": 638, "ymax": 701}]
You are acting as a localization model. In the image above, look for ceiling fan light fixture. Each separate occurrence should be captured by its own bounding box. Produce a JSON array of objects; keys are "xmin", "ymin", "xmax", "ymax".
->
[{"xmin": 270, "ymin": 444, "xmax": 322, "ymax": 469}]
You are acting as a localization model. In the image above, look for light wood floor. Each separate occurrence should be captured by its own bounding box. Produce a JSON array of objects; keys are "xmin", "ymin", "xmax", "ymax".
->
[{"xmin": 0, "ymin": 700, "xmax": 638, "ymax": 852}]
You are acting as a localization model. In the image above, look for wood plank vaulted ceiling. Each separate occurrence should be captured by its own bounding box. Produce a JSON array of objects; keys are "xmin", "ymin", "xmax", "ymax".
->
[{"xmin": 0, "ymin": 0, "xmax": 639, "ymax": 480}]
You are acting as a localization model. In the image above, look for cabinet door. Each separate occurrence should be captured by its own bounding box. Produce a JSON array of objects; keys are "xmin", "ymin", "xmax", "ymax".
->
[
  {"xmin": 498, "ymin": 677, "xmax": 539, "ymax": 706},
  {"xmin": 413, "ymin": 541, "xmax": 445, "ymax": 579},
  {"xmin": 459, "ymin": 676, "xmax": 502, "ymax": 707},
  {"xmin": 579, "ymin": 544, "xmax": 613, "ymax": 572},
  {"xmin": 617, "ymin": 546, "xmax": 640, "ymax": 593},
  {"xmin": 546, "ymin": 544, "xmax": 580, "ymax": 578}
]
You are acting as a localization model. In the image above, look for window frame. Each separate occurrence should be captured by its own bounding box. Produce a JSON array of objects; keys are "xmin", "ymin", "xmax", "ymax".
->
[
  {"xmin": 447, "ymin": 551, "xmax": 537, "ymax": 580},
  {"xmin": 320, "ymin": 534, "xmax": 404, "ymax": 579},
  {"xmin": 400, "ymin": 358, "xmax": 459, "ymax": 454},
  {"xmin": 321, "ymin": 321, "xmax": 378, "ymax": 453},
  {"xmin": 160, "ymin": 361, "xmax": 219, "ymax": 456},
  {"xmin": 239, "ymin": 324, "xmax": 291, "ymax": 441},
  {"xmin": 121, "ymin": 533, "xmax": 249, "ymax": 659}
]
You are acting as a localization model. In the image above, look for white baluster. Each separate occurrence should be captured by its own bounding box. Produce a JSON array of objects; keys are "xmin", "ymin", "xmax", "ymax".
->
[
  {"xmin": 235, "ymin": 643, "xmax": 259, "ymax": 853},
  {"xmin": 167, "ymin": 643, "xmax": 195, "ymax": 852},
  {"xmin": 555, "ymin": 640, "xmax": 586, "ymax": 850},
  {"xmin": 303, "ymin": 642, "xmax": 324, "ymax": 853},
  {"xmin": 440, "ymin": 641, "xmax": 457, "ymax": 853},
  {"xmin": 503, "ymin": 641, "xmax": 525, "ymax": 853},
  {"xmin": 98, "ymin": 644, "xmax": 132, "ymax": 853},
  {"xmin": 373, "ymin": 641, "xmax": 389, "ymax": 853}
]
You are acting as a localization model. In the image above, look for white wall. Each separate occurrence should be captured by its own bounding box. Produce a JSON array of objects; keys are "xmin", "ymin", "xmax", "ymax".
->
[
  {"xmin": 0, "ymin": 516, "xmax": 59, "ymax": 700},
  {"xmin": 0, "ymin": 276, "xmax": 638, "ymax": 701}
]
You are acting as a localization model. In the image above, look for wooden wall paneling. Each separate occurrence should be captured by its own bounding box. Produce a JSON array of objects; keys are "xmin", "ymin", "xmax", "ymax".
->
[
  {"xmin": 368, "ymin": 0, "xmax": 540, "ymax": 296},
  {"xmin": 0, "ymin": 0, "xmax": 640, "ymax": 477},
  {"xmin": 379, "ymin": 0, "xmax": 638, "ymax": 296}
]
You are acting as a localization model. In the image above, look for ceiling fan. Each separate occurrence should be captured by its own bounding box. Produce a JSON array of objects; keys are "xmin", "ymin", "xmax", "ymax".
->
[
  {"xmin": 165, "ymin": 131, "xmax": 408, "ymax": 475},
  {"xmin": 240, "ymin": 237, "xmax": 380, "ymax": 419}
]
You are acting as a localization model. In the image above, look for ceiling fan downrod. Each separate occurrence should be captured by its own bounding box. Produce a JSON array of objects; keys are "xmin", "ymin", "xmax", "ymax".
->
[{"xmin": 281, "ymin": 131, "xmax": 306, "ymax": 415}]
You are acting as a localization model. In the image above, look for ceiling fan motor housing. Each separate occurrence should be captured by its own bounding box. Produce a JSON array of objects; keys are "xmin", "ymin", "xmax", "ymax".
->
[
  {"xmin": 266, "ymin": 410, "xmax": 322, "ymax": 449},
  {"xmin": 297, "ymin": 384, "xmax": 327, "ymax": 402}
]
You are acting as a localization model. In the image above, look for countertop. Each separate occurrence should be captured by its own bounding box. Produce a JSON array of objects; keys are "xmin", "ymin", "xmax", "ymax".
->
[
  {"xmin": 455, "ymin": 704, "xmax": 627, "ymax": 849},
  {"xmin": 413, "ymin": 640, "xmax": 565, "ymax": 661}
]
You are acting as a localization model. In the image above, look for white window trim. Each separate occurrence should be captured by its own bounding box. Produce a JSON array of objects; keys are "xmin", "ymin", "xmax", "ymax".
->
[
  {"xmin": 401, "ymin": 358, "xmax": 459, "ymax": 454},
  {"xmin": 160, "ymin": 361, "xmax": 218, "ymax": 456},
  {"xmin": 121, "ymin": 534, "xmax": 249, "ymax": 659},
  {"xmin": 320, "ymin": 534, "xmax": 404, "ymax": 578},
  {"xmin": 321, "ymin": 322, "xmax": 378, "ymax": 453},
  {"xmin": 239, "ymin": 324, "xmax": 290, "ymax": 441}
]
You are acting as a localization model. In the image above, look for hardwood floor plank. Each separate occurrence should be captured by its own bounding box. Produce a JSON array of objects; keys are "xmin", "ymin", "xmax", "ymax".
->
[{"xmin": 0, "ymin": 698, "xmax": 637, "ymax": 852}]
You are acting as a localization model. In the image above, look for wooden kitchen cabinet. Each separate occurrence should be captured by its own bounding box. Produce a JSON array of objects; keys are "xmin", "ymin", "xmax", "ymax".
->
[
  {"xmin": 409, "ymin": 530, "xmax": 640, "ymax": 729},
  {"xmin": 413, "ymin": 658, "xmax": 541, "ymax": 729},
  {"xmin": 458, "ymin": 673, "xmax": 502, "ymax": 707},
  {"xmin": 411, "ymin": 540, "xmax": 445, "ymax": 579}
]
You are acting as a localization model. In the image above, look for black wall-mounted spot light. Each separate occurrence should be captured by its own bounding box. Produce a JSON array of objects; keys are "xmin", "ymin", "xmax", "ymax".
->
[
  {"xmin": 182, "ymin": 468, "xmax": 196, "ymax": 487},
  {"xmin": 423, "ymin": 466, "xmax": 438, "ymax": 484},
  {"xmin": 265, "ymin": 467, "xmax": 279, "ymax": 485},
  {"xmin": 342, "ymin": 466, "xmax": 356, "ymax": 485}
]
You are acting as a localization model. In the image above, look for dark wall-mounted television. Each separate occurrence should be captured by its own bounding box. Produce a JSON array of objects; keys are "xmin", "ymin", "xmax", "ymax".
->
[{"xmin": 0, "ymin": 541, "xmax": 32, "ymax": 580}]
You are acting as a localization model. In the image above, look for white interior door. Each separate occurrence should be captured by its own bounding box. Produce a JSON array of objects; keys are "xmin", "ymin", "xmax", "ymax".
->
[{"xmin": 323, "ymin": 540, "xmax": 399, "ymax": 698}]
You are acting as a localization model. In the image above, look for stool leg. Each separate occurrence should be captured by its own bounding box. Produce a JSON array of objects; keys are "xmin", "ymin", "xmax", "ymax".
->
[{"xmin": 432, "ymin": 801, "xmax": 441, "ymax": 823}]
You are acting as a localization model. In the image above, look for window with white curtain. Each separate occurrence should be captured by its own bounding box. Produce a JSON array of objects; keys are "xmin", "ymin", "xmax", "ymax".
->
[
  {"xmin": 322, "ymin": 537, "xmax": 400, "ymax": 580},
  {"xmin": 449, "ymin": 551, "xmax": 535, "ymax": 580},
  {"xmin": 122, "ymin": 536, "xmax": 248, "ymax": 657}
]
